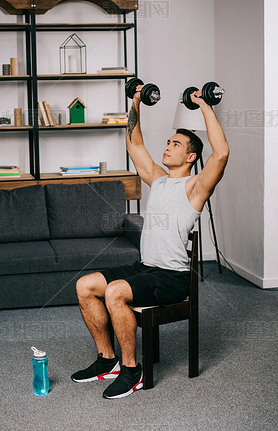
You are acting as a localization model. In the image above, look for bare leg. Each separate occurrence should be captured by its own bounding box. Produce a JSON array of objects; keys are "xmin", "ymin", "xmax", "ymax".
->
[
  {"xmin": 76, "ymin": 272, "xmax": 115, "ymax": 359},
  {"xmin": 105, "ymin": 280, "xmax": 137, "ymax": 367}
]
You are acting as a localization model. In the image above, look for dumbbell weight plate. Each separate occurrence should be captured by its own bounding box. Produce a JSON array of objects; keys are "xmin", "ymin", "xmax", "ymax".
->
[
  {"xmin": 182, "ymin": 86, "xmax": 199, "ymax": 110},
  {"xmin": 140, "ymin": 83, "xmax": 160, "ymax": 106},
  {"xmin": 125, "ymin": 78, "xmax": 144, "ymax": 99},
  {"xmin": 202, "ymin": 81, "xmax": 222, "ymax": 106}
]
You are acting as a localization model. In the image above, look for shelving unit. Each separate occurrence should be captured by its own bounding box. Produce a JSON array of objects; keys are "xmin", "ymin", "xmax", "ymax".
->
[
  {"xmin": 0, "ymin": 2, "xmax": 141, "ymax": 209},
  {"xmin": 0, "ymin": 11, "xmax": 34, "ymax": 177}
]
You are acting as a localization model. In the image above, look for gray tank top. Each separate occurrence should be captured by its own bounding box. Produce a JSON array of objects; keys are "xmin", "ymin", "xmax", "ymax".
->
[{"xmin": 140, "ymin": 175, "xmax": 201, "ymax": 271}]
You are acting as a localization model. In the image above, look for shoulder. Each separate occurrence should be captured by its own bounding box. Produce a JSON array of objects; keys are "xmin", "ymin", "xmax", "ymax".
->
[{"xmin": 151, "ymin": 165, "xmax": 168, "ymax": 185}]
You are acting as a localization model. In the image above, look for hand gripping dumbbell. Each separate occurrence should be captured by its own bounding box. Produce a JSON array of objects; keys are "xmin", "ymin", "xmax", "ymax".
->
[
  {"xmin": 125, "ymin": 78, "xmax": 161, "ymax": 106},
  {"xmin": 182, "ymin": 81, "xmax": 225, "ymax": 110}
]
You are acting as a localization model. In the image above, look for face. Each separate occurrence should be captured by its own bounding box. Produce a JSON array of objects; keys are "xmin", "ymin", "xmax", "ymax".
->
[{"xmin": 162, "ymin": 133, "xmax": 195, "ymax": 168}]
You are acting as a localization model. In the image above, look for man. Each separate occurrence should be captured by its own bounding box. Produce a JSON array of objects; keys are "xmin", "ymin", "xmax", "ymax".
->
[{"xmin": 71, "ymin": 86, "xmax": 229, "ymax": 399}]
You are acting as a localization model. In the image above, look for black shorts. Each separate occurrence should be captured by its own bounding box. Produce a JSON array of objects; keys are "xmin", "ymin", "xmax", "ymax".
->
[{"xmin": 99, "ymin": 261, "xmax": 190, "ymax": 307}]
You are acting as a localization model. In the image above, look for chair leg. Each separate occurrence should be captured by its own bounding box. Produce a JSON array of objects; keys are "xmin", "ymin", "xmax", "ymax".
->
[
  {"xmin": 189, "ymin": 316, "xmax": 199, "ymax": 378},
  {"xmin": 142, "ymin": 309, "xmax": 154, "ymax": 389},
  {"xmin": 153, "ymin": 326, "xmax": 160, "ymax": 363}
]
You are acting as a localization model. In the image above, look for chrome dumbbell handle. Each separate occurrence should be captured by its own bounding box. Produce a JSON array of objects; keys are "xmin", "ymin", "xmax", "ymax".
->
[
  {"xmin": 213, "ymin": 86, "xmax": 225, "ymax": 99},
  {"xmin": 150, "ymin": 91, "xmax": 161, "ymax": 103}
]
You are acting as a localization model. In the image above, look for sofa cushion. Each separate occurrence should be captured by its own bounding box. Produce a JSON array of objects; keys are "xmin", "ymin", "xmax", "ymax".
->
[
  {"xmin": 45, "ymin": 182, "xmax": 126, "ymax": 239},
  {"xmin": 49, "ymin": 237, "xmax": 140, "ymax": 271},
  {"xmin": 0, "ymin": 241, "xmax": 57, "ymax": 275},
  {"xmin": 0, "ymin": 186, "xmax": 50, "ymax": 243}
]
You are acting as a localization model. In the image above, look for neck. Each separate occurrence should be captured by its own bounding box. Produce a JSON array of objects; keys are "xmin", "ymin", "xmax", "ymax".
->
[{"xmin": 168, "ymin": 166, "xmax": 191, "ymax": 178}]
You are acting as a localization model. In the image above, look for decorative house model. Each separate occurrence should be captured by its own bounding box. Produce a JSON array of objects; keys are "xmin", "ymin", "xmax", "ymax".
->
[
  {"xmin": 68, "ymin": 98, "xmax": 86, "ymax": 123},
  {"xmin": 59, "ymin": 33, "xmax": 87, "ymax": 74}
]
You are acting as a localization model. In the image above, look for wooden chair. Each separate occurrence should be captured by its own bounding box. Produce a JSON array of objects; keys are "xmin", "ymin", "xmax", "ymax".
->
[{"xmin": 130, "ymin": 231, "xmax": 199, "ymax": 389}]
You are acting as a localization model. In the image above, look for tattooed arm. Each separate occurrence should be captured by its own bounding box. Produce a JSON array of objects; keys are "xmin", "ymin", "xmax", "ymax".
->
[{"xmin": 126, "ymin": 87, "xmax": 167, "ymax": 186}]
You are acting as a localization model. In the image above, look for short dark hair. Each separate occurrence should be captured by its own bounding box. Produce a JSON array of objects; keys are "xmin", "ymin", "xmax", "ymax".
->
[{"xmin": 176, "ymin": 128, "xmax": 203, "ymax": 167}]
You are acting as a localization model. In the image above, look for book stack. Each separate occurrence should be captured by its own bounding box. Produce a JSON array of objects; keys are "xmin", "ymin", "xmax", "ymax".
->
[
  {"xmin": 96, "ymin": 67, "xmax": 130, "ymax": 75},
  {"xmin": 38, "ymin": 101, "xmax": 56, "ymax": 127},
  {"xmin": 102, "ymin": 112, "xmax": 128, "ymax": 125},
  {"xmin": 0, "ymin": 165, "xmax": 23, "ymax": 179},
  {"xmin": 59, "ymin": 165, "xmax": 100, "ymax": 176}
]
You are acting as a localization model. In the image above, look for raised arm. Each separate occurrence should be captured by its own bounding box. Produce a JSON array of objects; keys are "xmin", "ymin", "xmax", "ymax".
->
[
  {"xmin": 126, "ymin": 87, "xmax": 167, "ymax": 186},
  {"xmin": 188, "ymin": 89, "xmax": 230, "ymax": 212}
]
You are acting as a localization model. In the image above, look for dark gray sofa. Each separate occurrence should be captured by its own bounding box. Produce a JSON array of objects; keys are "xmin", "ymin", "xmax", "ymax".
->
[{"xmin": 0, "ymin": 181, "xmax": 143, "ymax": 309}]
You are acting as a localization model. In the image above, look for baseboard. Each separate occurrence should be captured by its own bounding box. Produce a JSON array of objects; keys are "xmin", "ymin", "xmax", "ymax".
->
[
  {"xmin": 202, "ymin": 252, "xmax": 216, "ymax": 261},
  {"xmin": 220, "ymin": 259, "xmax": 278, "ymax": 289}
]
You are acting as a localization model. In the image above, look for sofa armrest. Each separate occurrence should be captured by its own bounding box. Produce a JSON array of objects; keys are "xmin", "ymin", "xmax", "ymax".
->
[{"xmin": 124, "ymin": 213, "xmax": 144, "ymax": 250}]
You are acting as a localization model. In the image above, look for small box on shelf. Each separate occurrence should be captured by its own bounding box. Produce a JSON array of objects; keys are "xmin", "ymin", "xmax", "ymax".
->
[{"xmin": 0, "ymin": 111, "xmax": 12, "ymax": 126}]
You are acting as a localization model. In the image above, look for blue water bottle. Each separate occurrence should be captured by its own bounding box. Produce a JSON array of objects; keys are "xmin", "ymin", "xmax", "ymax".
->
[{"xmin": 31, "ymin": 346, "xmax": 49, "ymax": 396}]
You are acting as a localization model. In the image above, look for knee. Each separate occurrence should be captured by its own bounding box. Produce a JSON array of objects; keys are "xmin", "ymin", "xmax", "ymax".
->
[
  {"xmin": 105, "ymin": 281, "xmax": 125, "ymax": 310},
  {"xmin": 76, "ymin": 275, "xmax": 97, "ymax": 302}
]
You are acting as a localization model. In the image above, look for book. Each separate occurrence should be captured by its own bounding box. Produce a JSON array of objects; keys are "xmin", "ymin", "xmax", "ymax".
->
[
  {"xmin": 0, "ymin": 165, "xmax": 19, "ymax": 170},
  {"xmin": 0, "ymin": 166, "xmax": 20, "ymax": 173},
  {"xmin": 101, "ymin": 119, "xmax": 128, "ymax": 124},
  {"xmin": 102, "ymin": 114, "xmax": 128, "ymax": 120},
  {"xmin": 38, "ymin": 101, "xmax": 50, "ymax": 126},
  {"xmin": 102, "ymin": 112, "xmax": 128, "ymax": 124},
  {"xmin": 101, "ymin": 67, "xmax": 128, "ymax": 71},
  {"xmin": 59, "ymin": 170, "xmax": 99, "ymax": 176},
  {"xmin": 0, "ymin": 170, "xmax": 23, "ymax": 178},
  {"xmin": 103, "ymin": 112, "xmax": 128, "ymax": 117},
  {"xmin": 0, "ymin": 172, "xmax": 22, "ymax": 176},
  {"xmin": 43, "ymin": 102, "xmax": 56, "ymax": 126},
  {"xmin": 60, "ymin": 165, "xmax": 100, "ymax": 171},
  {"xmin": 96, "ymin": 69, "xmax": 130, "ymax": 75}
]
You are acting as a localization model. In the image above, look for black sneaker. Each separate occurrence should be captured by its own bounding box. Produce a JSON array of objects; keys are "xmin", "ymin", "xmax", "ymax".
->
[
  {"xmin": 71, "ymin": 353, "xmax": 120, "ymax": 383},
  {"xmin": 103, "ymin": 364, "xmax": 143, "ymax": 399}
]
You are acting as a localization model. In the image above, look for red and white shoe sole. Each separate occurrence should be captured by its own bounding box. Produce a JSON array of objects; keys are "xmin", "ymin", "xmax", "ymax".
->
[
  {"xmin": 72, "ymin": 363, "xmax": 120, "ymax": 383},
  {"xmin": 104, "ymin": 373, "xmax": 144, "ymax": 399}
]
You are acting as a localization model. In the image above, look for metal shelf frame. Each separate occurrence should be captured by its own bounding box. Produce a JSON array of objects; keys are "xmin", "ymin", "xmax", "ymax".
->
[{"xmin": 35, "ymin": 23, "xmax": 134, "ymax": 31}]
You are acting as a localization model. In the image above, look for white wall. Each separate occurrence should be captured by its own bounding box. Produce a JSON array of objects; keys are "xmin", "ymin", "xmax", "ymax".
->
[
  {"xmin": 135, "ymin": 0, "xmax": 216, "ymax": 259},
  {"xmin": 214, "ymin": 0, "xmax": 265, "ymax": 286},
  {"xmin": 0, "ymin": 0, "xmax": 217, "ymax": 260},
  {"xmin": 264, "ymin": 0, "xmax": 278, "ymax": 287}
]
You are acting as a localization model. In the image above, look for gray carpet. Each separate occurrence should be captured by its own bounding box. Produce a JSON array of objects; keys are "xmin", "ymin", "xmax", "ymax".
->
[{"xmin": 1, "ymin": 262, "xmax": 277, "ymax": 431}]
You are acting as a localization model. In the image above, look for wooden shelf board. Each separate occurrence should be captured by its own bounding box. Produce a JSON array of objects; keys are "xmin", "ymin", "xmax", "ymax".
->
[
  {"xmin": 0, "ymin": 75, "xmax": 30, "ymax": 81},
  {"xmin": 41, "ymin": 171, "xmax": 135, "ymax": 180},
  {"xmin": 0, "ymin": 125, "xmax": 32, "ymax": 130},
  {"xmin": 39, "ymin": 123, "xmax": 127, "ymax": 130},
  {"xmin": 0, "ymin": 174, "xmax": 34, "ymax": 182},
  {"xmin": 37, "ymin": 73, "xmax": 134, "ymax": 80}
]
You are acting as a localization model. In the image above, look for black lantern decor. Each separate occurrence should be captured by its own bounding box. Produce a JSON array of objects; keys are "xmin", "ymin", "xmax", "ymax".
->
[{"xmin": 59, "ymin": 33, "xmax": 87, "ymax": 74}]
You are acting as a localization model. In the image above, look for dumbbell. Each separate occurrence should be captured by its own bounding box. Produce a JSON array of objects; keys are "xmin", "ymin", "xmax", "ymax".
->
[
  {"xmin": 182, "ymin": 81, "xmax": 225, "ymax": 110},
  {"xmin": 125, "ymin": 78, "xmax": 161, "ymax": 106}
]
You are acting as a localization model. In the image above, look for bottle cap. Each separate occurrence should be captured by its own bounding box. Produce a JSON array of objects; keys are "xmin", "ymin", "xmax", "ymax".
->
[{"xmin": 31, "ymin": 346, "xmax": 46, "ymax": 358}]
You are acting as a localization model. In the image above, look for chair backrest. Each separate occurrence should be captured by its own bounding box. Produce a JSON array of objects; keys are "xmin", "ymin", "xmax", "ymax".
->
[{"xmin": 188, "ymin": 231, "xmax": 199, "ymax": 304}]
